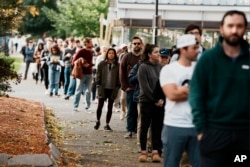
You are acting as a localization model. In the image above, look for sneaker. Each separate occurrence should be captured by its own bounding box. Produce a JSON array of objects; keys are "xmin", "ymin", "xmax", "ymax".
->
[
  {"xmin": 64, "ymin": 95, "xmax": 70, "ymax": 100},
  {"xmin": 114, "ymin": 107, "xmax": 120, "ymax": 113},
  {"xmin": 120, "ymin": 111, "xmax": 126, "ymax": 120},
  {"xmin": 55, "ymin": 93, "xmax": 60, "ymax": 97},
  {"xmin": 104, "ymin": 125, "xmax": 113, "ymax": 132},
  {"xmin": 49, "ymin": 92, "xmax": 53, "ymax": 97},
  {"xmin": 85, "ymin": 107, "xmax": 92, "ymax": 113},
  {"xmin": 94, "ymin": 122, "xmax": 100, "ymax": 130},
  {"xmin": 124, "ymin": 132, "xmax": 132, "ymax": 139},
  {"xmin": 73, "ymin": 108, "xmax": 78, "ymax": 112},
  {"xmin": 45, "ymin": 90, "xmax": 49, "ymax": 95}
]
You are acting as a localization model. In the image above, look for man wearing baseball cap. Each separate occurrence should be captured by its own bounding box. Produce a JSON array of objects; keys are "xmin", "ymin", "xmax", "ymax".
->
[
  {"xmin": 159, "ymin": 34, "xmax": 200, "ymax": 167},
  {"xmin": 159, "ymin": 48, "xmax": 171, "ymax": 66}
]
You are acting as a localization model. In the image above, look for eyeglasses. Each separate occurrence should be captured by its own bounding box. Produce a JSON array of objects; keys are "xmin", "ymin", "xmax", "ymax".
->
[
  {"xmin": 133, "ymin": 42, "xmax": 141, "ymax": 45},
  {"xmin": 188, "ymin": 31, "xmax": 200, "ymax": 35}
]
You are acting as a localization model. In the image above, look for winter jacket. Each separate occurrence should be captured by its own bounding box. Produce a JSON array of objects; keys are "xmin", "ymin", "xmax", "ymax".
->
[{"xmin": 96, "ymin": 60, "xmax": 120, "ymax": 100}]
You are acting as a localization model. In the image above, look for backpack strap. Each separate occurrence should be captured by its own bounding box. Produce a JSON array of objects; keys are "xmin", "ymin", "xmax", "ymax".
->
[{"xmin": 126, "ymin": 52, "xmax": 133, "ymax": 68}]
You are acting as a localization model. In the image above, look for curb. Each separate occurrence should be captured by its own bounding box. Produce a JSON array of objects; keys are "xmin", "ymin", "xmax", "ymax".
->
[{"xmin": 0, "ymin": 102, "xmax": 60, "ymax": 167}]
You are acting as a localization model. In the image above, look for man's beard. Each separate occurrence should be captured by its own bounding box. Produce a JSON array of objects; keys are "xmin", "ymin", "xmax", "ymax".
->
[
  {"xmin": 132, "ymin": 47, "xmax": 142, "ymax": 56},
  {"xmin": 223, "ymin": 34, "xmax": 243, "ymax": 46}
]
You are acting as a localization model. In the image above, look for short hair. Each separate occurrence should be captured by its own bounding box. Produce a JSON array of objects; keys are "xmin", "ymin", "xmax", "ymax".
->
[
  {"xmin": 220, "ymin": 10, "xmax": 248, "ymax": 28},
  {"xmin": 69, "ymin": 37, "xmax": 75, "ymax": 42},
  {"xmin": 131, "ymin": 36, "xmax": 142, "ymax": 43},
  {"xmin": 185, "ymin": 24, "xmax": 202, "ymax": 35},
  {"xmin": 83, "ymin": 37, "xmax": 92, "ymax": 46}
]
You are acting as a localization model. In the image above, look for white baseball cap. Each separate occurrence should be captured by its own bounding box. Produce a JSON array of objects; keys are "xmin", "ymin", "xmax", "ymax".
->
[{"xmin": 176, "ymin": 34, "xmax": 197, "ymax": 49}]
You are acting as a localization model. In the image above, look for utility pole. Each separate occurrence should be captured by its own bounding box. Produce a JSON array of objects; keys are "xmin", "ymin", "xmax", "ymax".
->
[{"xmin": 153, "ymin": 0, "xmax": 159, "ymax": 45}]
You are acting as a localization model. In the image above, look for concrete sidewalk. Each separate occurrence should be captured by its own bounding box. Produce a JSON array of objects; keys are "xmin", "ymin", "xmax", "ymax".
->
[{"xmin": 5, "ymin": 55, "xmax": 162, "ymax": 167}]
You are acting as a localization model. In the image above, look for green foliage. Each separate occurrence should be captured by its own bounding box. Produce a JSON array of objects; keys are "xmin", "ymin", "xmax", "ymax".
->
[
  {"xmin": 18, "ymin": 0, "xmax": 58, "ymax": 36},
  {"xmin": 0, "ymin": 54, "xmax": 22, "ymax": 95},
  {"xmin": 0, "ymin": 0, "xmax": 24, "ymax": 36},
  {"xmin": 42, "ymin": 0, "xmax": 109, "ymax": 37}
]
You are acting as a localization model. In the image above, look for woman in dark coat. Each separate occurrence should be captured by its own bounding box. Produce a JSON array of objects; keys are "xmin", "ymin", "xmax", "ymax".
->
[{"xmin": 94, "ymin": 48, "xmax": 120, "ymax": 131}]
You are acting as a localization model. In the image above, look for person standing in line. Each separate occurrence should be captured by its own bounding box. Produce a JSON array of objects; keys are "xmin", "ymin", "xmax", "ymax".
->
[
  {"xmin": 95, "ymin": 46, "xmax": 108, "ymax": 70},
  {"xmin": 33, "ymin": 42, "xmax": 44, "ymax": 84},
  {"xmin": 72, "ymin": 37, "xmax": 94, "ymax": 112},
  {"xmin": 119, "ymin": 36, "xmax": 143, "ymax": 138},
  {"xmin": 118, "ymin": 43, "xmax": 129, "ymax": 120},
  {"xmin": 170, "ymin": 24, "xmax": 205, "ymax": 63},
  {"xmin": 23, "ymin": 39, "xmax": 35, "ymax": 80},
  {"xmin": 160, "ymin": 34, "xmax": 200, "ymax": 167},
  {"xmin": 158, "ymin": 48, "xmax": 171, "ymax": 66},
  {"xmin": 94, "ymin": 48, "xmax": 120, "ymax": 131},
  {"xmin": 20, "ymin": 41, "xmax": 27, "ymax": 62},
  {"xmin": 113, "ymin": 46, "xmax": 124, "ymax": 112},
  {"xmin": 189, "ymin": 10, "xmax": 250, "ymax": 167},
  {"xmin": 137, "ymin": 44, "xmax": 164, "ymax": 163},
  {"xmin": 91, "ymin": 46, "xmax": 102, "ymax": 103},
  {"xmin": 63, "ymin": 37, "xmax": 76, "ymax": 97},
  {"xmin": 40, "ymin": 37, "xmax": 53, "ymax": 95},
  {"xmin": 47, "ymin": 44, "xmax": 63, "ymax": 96}
]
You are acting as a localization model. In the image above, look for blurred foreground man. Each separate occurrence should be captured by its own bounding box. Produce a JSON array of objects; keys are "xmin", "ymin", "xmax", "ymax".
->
[{"xmin": 189, "ymin": 10, "xmax": 250, "ymax": 167}]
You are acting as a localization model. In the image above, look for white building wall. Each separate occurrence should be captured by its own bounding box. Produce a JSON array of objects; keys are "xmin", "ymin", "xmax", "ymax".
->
[{"xmin": 109, "ymin": 1, "xmax": 250, "ymax": 23}]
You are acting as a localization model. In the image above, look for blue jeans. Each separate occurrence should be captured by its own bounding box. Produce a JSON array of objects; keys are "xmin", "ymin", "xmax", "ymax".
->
[
  {"xmin": 73, "ymin": 74, "xmax": 92, "ymax": 108},
  {"xmin": 161, "ymin": 125, "xmax": 201, "ymax": 167},
  {"xmin": 66, "ymin": 76, "xmax": 76, "ymax": 96},
  {"xmin": 126, "ymin": 90, "xmax": 138, "ymax": 132},
  {"xmin": 48, "ymin": 68, "xmax": 60, "ymax": 94},
  {"xmin": 63, "ymin": 66, "xmax": 71, "ymax": 95}
]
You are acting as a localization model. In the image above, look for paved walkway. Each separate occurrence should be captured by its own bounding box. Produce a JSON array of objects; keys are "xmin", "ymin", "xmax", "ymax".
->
[{"xmin": 9, "ymin": 54, "xmax": 163, "ymax": 167}]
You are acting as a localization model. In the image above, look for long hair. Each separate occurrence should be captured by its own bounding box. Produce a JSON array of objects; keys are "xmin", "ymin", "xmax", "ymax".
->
[
  {"xmin": 141, "ymin": 43, "xmax": 158, "ymax": 62},
  {"xmin": 37, "ymin": 43, "xmax": 44, "ymax": 52},
  {"xmin": 105, "ymin": 48, "xmax": 118, "ymax": 64},
  {"xmin": 50, "ymin": 44, "xmax": 61, "ymax": 54}
]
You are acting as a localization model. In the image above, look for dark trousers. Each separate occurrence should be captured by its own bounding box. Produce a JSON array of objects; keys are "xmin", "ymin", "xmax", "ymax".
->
[
  {"xmin": 59, "ymin": 66, "xmax": 64, "ymax": 89},
  {"xmin": 96, "ymin": 89, "xmax": 114, "ymax": 124},
  {"xmin": 92, "ymin": 78, "xmax": 97, "ymax": 100},
  {"xmin": 24, "ymin": 61, "xmax": 31, "ymax": 79},
  {"xmin": 126, "ymin": 90, "xmax": 138, "ymax": 132},
  {"xmin": 35, "ymin": 64, "xmax": 43, "ymax": 83},
  {"xmin": 200, "ymin": 128, "xmax": 250, "ymax": 167},
  {"xmin": 42, "ymin": 65, "xmax": 49, "ymax": 89},
  {"xmin": 140, "ymin": 102, "xmax": 163, "ymax": 151}
]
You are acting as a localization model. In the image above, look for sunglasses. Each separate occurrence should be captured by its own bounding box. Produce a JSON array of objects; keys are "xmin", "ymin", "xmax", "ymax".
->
[{"xmin": 133, "ymin": 42, "xmax": 141, "ymax": 45}]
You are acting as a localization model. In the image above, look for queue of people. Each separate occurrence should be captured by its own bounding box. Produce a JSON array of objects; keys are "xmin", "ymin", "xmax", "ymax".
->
[{"xmin": 21, "ymin": 9, "xmax": 249, "ymax": 167}]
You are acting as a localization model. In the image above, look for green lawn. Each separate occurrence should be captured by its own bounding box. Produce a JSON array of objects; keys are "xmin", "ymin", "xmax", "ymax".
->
[{"xmin": 11, "ymin": 56, "xmax": 23, "ymax": 72}]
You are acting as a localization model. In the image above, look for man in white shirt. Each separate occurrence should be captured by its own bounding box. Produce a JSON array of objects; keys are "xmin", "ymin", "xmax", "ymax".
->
[{"xmin": 160, "ymin": 34, "xmax": 200, "ymax": 167}]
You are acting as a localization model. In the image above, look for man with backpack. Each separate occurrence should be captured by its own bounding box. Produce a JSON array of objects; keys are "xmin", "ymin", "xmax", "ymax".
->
[{"xmin": 119, "ymin": 36, "xmax": 143, "ymax": 138}]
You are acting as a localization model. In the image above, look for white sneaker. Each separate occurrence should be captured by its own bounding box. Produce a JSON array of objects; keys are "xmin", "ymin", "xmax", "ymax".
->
[
  {"xmin": 120, "ymin": 111, "xmax": 126, "ymax": 120},
  {"xmin": 73, "ymin": 108, "xmax": 79, "ymax": 112},
  {"xmin": 45, "ymin": 90, "xmax": 49, "ymax": 95},
  {"xmin": 114, "ymin": 107, "xmax": 120, "ymax": 113},
  {"xmin": 85, "ymin": 107, "xmax": 92, "ymax": 113}
]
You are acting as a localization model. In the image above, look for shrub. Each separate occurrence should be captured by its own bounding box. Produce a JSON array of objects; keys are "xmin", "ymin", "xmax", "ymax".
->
[{"xmin": 0, "ymin": 54, "xmax": 21, "ymax": 95}]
